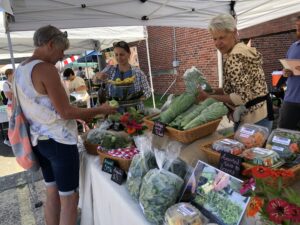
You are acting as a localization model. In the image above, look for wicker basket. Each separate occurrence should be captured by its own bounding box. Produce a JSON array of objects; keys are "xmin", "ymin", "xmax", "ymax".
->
[
  {"xmin": 143, "ymin": 114, "xmax": 221, "ymax": 143},
  {"xmin": 199, "ymin": 140, "xmax": 300, "ymax": 186},
  {"xmin": 84, "ymin": 141, "xmax": 99, "ymax": 155},
  {"xmin": 200, "ymin": 141, "xmax": 253, "ymax": 170},
  {"xmin": 97, "ymin": 149, "xmax": 132, "ymax": 172}
]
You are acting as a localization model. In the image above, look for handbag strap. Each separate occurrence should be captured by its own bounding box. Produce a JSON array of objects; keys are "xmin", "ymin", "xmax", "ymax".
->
[{"xmin": 11, "ymin": 76, "xmax": 21, "ymax": 109}]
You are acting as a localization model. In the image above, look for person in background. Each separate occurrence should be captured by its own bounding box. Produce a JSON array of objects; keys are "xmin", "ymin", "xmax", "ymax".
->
[
  {"xmin": 197, "ymin": 14, "xmax": 273, "ymax": 132},
  {"xmin": 14, "ymin": 25, "xmax": 116, "ymax": 225},
  {"xmin": 2, "ymin": 68, "xmax": 13, "ymax": 146},
  {"xmin": 278, "ymin": 16, "xmax": 300, "ymax": 131},
  {"xmin": 93, "ymin": 41, "xmax": 151, "ymax": 110},
  {"xmin": 63, "ymin": 68, "xmax": 90, "ymax": 107},
  {"xmin": 76, "ymin": 66, "xmax": 86, "ymax": 79}
]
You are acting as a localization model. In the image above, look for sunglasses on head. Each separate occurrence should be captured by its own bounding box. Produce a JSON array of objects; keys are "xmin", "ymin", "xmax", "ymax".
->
[
  {"xmin": 113, "ymin": 41, "xmax": 128, "ymax": 48},
  {"xmin": 49, "ymin": 31, "xmax": 68, "ymax": 41}
]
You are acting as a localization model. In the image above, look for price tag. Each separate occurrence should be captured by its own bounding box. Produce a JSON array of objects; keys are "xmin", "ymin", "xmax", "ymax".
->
[
  {"xmin": 111, "ymin": 167, "xmax": 127, "ymax": 185},
  {"xmin": 102, "ymin": 158, "xmax": 116, "ymax": 174},
  {"xmin": 152, "ymin": 121, "xmax": 165, "ymax": 137},
  {"xmin": 218, "ymin": 152, "xmax": 242, "ymax": 178}
]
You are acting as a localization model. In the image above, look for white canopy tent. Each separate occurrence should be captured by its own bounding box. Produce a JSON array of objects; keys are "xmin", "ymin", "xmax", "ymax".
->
[
  {"xmin": 0, "ymin": 25, "xmax": 146, "ymax": 59},
  {"xmin": 3, "ymin": 0, "xmax": 300, "ymax": 31}
]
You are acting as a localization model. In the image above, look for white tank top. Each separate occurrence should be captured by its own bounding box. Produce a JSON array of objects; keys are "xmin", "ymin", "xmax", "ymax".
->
[{"xmin": 15, "ymin": 60, "xmax": 78, "ymax": 146}]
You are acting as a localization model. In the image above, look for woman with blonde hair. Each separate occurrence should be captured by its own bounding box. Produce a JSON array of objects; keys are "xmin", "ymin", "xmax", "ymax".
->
[{"xmin": 198, "ymin": 14, "xmax": 273, "ymax": 131}]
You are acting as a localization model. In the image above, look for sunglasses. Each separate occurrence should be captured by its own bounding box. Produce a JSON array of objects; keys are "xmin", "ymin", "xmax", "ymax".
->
[
  {"xmin": 49, "ymin": 31, "xmax": 68, "ymax": 41},
  {"xmin": 113, "ymin": 41, "xmax": 128, "ymax": 48}
]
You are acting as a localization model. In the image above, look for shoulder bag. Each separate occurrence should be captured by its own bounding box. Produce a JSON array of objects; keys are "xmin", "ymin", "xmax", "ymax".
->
[{"xmin": 8, "ymin": 78, "xmax": 40, "ymax": 171}]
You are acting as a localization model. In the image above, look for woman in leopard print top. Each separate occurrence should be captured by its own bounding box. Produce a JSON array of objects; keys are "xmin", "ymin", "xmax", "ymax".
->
[{"xmin": 198, "ymin": 14, "xmax": 272, "ymax": 131}]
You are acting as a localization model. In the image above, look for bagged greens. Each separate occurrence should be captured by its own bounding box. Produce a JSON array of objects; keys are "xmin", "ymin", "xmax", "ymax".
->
[
  {"xmin": 139, "ymin": 142, "xmax": 184, "ymax": 225},
  {"xmin": 139, "ymin": 169, "xmax": 184, "ymax": 225},
  {"xmin": 183, "ymin": 66, "xmax": 213, "ymax": 94},
  {"xmin": 86, "ymin": 128, "xmax": 131, "ymax": 150},
  {"xmin": 165, "ymin": 157, "xmax": 188, "ymax": 180},
  {"xmin": 126, "ymin": 135, "xmax": 157, "ymax": 201}
]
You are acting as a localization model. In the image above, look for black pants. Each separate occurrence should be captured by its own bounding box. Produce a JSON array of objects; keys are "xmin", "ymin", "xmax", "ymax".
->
[{"xmin": 278, "ymin": 101, "xmax": 300, "ymax": 131}]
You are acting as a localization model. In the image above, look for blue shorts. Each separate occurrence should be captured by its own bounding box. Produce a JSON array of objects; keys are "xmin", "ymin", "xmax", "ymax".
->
[{"xmin": 33, "ymin": 138, "xmax": 79, "ymax": 195}]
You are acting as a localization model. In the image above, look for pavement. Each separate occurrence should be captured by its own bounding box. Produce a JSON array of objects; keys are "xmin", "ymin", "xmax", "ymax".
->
[{"xmin": 0, "ymin": 123, "xmax": 45, "ymax": 225}]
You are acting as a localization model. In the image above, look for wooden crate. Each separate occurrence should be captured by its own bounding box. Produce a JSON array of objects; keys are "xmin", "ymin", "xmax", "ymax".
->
[{"xmin": 143, "ymin": 114, "xmax": 221, "ymax": 143}]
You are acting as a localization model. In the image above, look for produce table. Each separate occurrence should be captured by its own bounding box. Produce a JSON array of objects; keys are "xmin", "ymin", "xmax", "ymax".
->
[{"xmin": 79, "ymin": 132, "xmax": 300, "ymax": 225}]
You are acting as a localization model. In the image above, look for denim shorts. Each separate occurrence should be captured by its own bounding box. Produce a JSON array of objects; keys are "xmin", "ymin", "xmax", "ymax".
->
[{"xmin": 33, "ymin": 138, "xmax": 79, "ymax": 195}]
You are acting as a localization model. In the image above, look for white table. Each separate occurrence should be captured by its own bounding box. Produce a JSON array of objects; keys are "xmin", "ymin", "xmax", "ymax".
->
[{"xmin": 79, "ymin": 152, "xmax": 151, "ymax": 225}]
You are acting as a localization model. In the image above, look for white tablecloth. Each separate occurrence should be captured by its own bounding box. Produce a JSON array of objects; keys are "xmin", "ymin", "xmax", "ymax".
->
[{"xmin": 79, "ymin": 151, "xmax": 151, "ymax": 225}]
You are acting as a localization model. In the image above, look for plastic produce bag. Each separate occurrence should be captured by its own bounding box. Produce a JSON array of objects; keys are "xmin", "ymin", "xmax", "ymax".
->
[
  {"xmin": 126, "ymin": 135, "xmax": 157, "ymax": 201},
  {"xmin": 164, "ymin": 203, "xmax": 204, "ymax": 225},
  {"xmin": 139, "ymin": 144, "xmax": 184, "ymax": 225},
  {"xmin": 183, "ymin": 66, "xmax": 213, "ymax": 94},
  {"xmin": 163, "ymin": 141, "xmax": 188, "ymax": 179},
  {"xmin": 86, "ymin": 119, "xmax": 112, "ymax": 144}
]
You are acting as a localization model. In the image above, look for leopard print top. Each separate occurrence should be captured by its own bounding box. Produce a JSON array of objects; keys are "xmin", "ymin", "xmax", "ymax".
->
[{"xmin": 223, "ymin": 43, "xmax": 268, "ymax": 114}]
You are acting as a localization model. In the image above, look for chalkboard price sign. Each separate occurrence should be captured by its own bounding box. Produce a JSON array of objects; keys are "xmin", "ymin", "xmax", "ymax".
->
[
  {"xmin": 152, "ymin": 121, "xmax": 165, "ymax": 137},
  {"xmin": 102, "ymin": 158, "xmax": 116, "ymax": 174},
  {"xmin": 218, "ymin": 152, "xmax": 242, "ymax": 178},
  {"xmin": 111, "ymin": 167, "xmax": 127, "ymax": 185}
]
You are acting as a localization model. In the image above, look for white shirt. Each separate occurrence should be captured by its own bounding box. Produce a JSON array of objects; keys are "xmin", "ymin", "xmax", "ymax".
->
[
  {"xmin": 15, "ymin": 60, "xmax": 78, "ymax": 146},
  {"xmin": 3, "ymin": 81, "xmax": 12, "ymax": 105}
]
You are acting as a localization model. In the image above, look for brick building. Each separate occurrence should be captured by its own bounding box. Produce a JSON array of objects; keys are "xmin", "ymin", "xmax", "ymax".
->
[{"xmin": 131, "ymin": 12, "xmax": 299, "ymax": 95}]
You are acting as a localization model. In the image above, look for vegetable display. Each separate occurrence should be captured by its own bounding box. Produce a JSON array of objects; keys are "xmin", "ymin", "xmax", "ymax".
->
[
  {"xmin": 265, "ymin": 128, "xmax": 300, "ymax": 161},
  {"xmin": 234, "ymin": 124, "xmax": 269, "ymax": 148},
  {"xmin": 139, "ymin": 169, "xmax": 184, "ymax": 225},
  {"xmin": 86, "ymin": 129, "xmax": 131, "ymax": 150},
  {"xmin": 164, "ymin": 158, "xmax": 188, "ymax": 180},
  {"xmin": 179, "ymin": 98, "xmax": 217, "ymax": 129},
  {"xmin": 126, "ymin": 151, "xmax": 157, "ymax": 201},
  {"xmin": 183, "ymin": 102, "xmax": 228, "ymax": 130},
  {"xmin": 169, "ymin": 104, "xmax": 198, "ymax": 128},
  {"xmin": 183, "ymin": 66, "xmax": 213, "ymax": 94},
  {"xmin": 160, "ymin": 92, "xmax": 196, "ymax": 124}
]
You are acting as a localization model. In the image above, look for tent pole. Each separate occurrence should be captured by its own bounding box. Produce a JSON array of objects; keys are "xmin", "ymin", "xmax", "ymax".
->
[
  {"xmin": 5, "ymin": 20, "xmax": 16, "ymax": 71},
  {"xmin": 85, "ymin": 51, "xmax": 94, "ymax": 107},
  {"xmin": 144, "ymin": 27, "xmax": 156, "ymax": 108}
]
